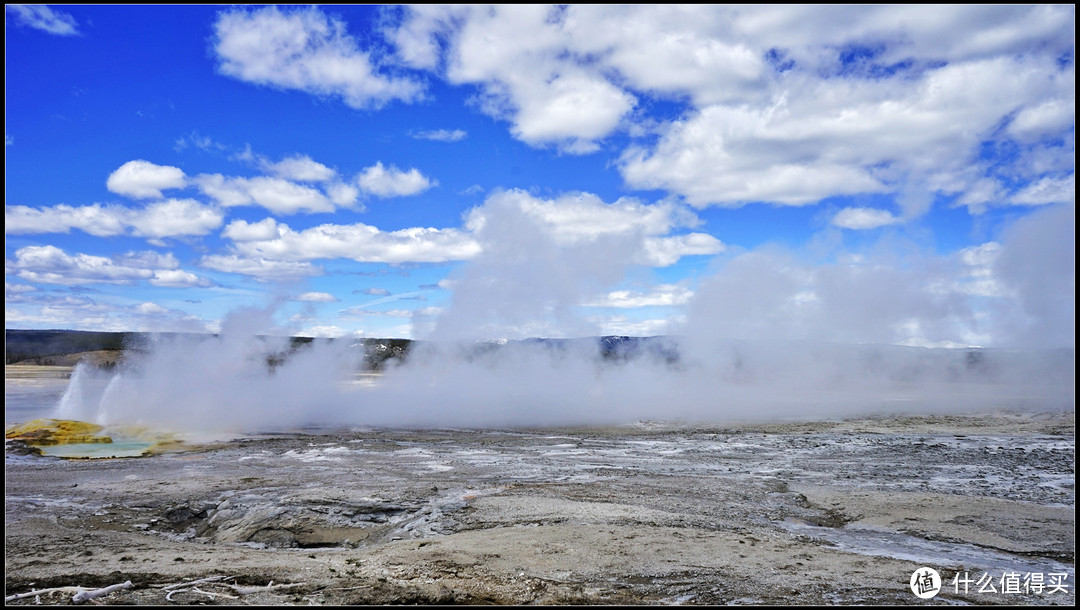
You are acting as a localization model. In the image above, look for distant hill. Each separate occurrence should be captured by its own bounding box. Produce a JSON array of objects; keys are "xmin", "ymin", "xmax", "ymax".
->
[
  {"xmin": 5, "ymin": 329, "xmax": 677, "ymax": 370},
  {"xmin": 4, "ymin": 329, "xmax": 414, "ymax": 370},
  {"xmin": 5, "ymin": 329, "xmax": 132, "ymax": 365}
]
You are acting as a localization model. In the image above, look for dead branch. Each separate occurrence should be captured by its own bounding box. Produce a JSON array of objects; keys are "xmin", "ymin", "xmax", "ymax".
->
[
  {"xmin": 71, "ymin": 581, "xmax": 133, "ymax": 604},
  {"xmin": 5, "ymin": 587, "xmax": 86, "ymax": 602},
  {"xmin": 223, "ymin": 581, "xmax": 306, "ymax": 595},
  {"xmin": 160, "ymin": 575, "xmax": 228, "ymax": 590},
  {"xmin": 191, "ymin": 587, "xmax": 238, "ymax": 600}
]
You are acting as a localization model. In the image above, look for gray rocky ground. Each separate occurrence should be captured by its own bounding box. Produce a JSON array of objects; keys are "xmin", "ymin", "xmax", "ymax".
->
[{"xmin": 5, "ymin": 404, "xmax": 1075, "ymax": 605}]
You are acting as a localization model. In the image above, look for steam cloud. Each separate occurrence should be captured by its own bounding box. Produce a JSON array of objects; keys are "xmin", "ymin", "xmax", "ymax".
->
[{"xmin": 54, "ymin": 202, "xmax": 1074, "ymax": 434}]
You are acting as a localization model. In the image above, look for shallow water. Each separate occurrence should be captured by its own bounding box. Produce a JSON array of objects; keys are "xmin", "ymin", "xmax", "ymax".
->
[
  {"xmin": 36, "ymin": 440, "xmax": 157, "ymax": 459},
  {"xmin": 779, "ymin": 518, "xmax": 1073, "ymax": 577},
  {"xmin": 4, "ymin": 375, "xmax": 69, "ymax": 424}
]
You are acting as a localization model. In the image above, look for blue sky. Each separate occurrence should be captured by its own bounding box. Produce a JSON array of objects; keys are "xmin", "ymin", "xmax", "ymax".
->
[{"xmin": 5, "ymin": 5, "xmax": 1075, "ymax": 348}]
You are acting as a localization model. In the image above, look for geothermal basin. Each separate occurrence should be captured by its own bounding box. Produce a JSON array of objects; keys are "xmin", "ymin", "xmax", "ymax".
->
[{"xmin": 4, "ymin": 364, "xmax": 1076, "ymax": 605}]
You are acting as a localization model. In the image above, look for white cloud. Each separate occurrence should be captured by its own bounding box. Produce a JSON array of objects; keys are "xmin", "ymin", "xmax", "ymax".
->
[
  {"xmin": 294, "ymin": 291, "xmax": 339, "ymax": 302},
  {"xmin": 150, "ymin": 269, "xmax": 212, "ymax": 288},
  {"xmin": 5, "ymin": 294, "xmax": 211, "ymax": 334},
  {"xmin": 588, "ymin": 314, "xmax": 681, "ymax": 338},
  {"xmin": 5, "ymin": 200, "xmax": 223, "ymax": 238},
  {"xmin": 557, "ymin": 5, "xmax": 765, "ymax": 107},
  {"xmin": 639, "ymin": 233, "xmax": 724, "ymax": 267},
  {"xmin": 198, "ymin": 254, "xmax": 322, "ymax": 281},
  {"xmin": 129, "ymin": 199, "xmax": 226, "ymax": 239},
  {"xmin": 226, "ymin": 221, "xmax": 480, "ymax": 265},
  {"xmin": 406, "ymin": 5, "xmax": 637, "ymax": 153},
  {"xmin": 356, "ymin": 162, "xmax": 436, "ymax": 197},
  {"xmin": 394, "ymin": 5, "xmax": 1073, "ymax": 204},
  {"xmin": 7, "ymin": 245, "xmax": 209, "ymax": 287},
  {"xmin": 222, "ymin": 218, "xmax": 281, "ymax": 241},
  {"xmin": 1008, "ymin": 98, "xmax": 1075, "ymax": 142},
  {"xmin": 325, "ymin": 182, "xmax": 361, "ymax": 207},
  {"xmin": 213, "ymin": 6, "xmax": 423, "ymax": 109},
  {"xmin": 262, "ymin": 155, "xmax": 336, "ymax": 182},
  {"xmin": 412, "ymin": 129, "xmax": 468, "ymax": 142},
  {"xmin": 955, "ymin": 179, "xmax": 1006, "ymax": 214},
  {"xmin": 6, "ymin": 203, "xmax": 127, "ymax": 236},
  {"xmin": 106, "ymin": 160, "xmax": 187, "ymax": 199},
  {"xmin": 466, "ymin": 190, "xmax": 697, "ymax": 242},
  {"xmin": 297, "ymin": 325, "xmax": 348, "ymax": 338},
  {"xmin": 831, "ymin": 207, "xmax": 900, "ymax": 230},
  {"xmin": 195, "ymin": 174, "xmax": 337, "ymax": 214},
  {"xmin": 1011, "ymin": 176, "xmax": 1075, "ymax": 206},
  {"xmin": 6, "ymin": 5, "xmax": 79, "ymax": 36},
  {"xmin": 620, "ymin": 55, "xmax": 1072, "ymax": 208},
  {"xmin": 136, "ymin": 302, "xmax": 171, "ymax": 315},
  {"xmin": 584, "ymin": 284, "xmax": 694, "ymax": 308},
  {"xmin": 341, "ymin": 307, "xmax": 417, "ymax": 318},
  {"xmin": 508, "ymin": 70, "xmax": 636, "ymax": 152}
]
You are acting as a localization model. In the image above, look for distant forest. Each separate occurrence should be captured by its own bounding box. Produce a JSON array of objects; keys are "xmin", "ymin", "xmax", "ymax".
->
[{"xmin": 4, "ymin": 329, "xmax": 412, "ymax": 370}]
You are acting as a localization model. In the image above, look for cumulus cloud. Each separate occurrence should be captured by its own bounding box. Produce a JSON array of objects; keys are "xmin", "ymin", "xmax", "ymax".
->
[
  {"xmin": 831, "ymin": 207, "xmax": 900, "ymax": 230},
  {"xmin": 393, "ymin": 5, "xmax": 1073, "ymax": 205},
  {"xmin": 222, "ymin": 218, "xmax": 282, "ymax": 242},
  {"xmin": 1008, "ymin": 98, "xmax": 1075, "ymax": 143},
  {"xmin": 6, "ymin": 5, "xmax": 79, "ymax": 36},
  {"xmin": 293, "ymin": 291, "xmax": 340, "ymax": 303},
  {"xmin": 397, "ymin": 5, "xmax": 638, "ymax": 153},
  {"xmin": 5, "ymin": 282, "xmax": 36, "ymax": 294},
  {"xmin": 189, "ymin": 149, "xmax": 360, "ymax": 212},
  {"xmin": 262, "ymin": 155, "xmax": 336, "ymax": 182},
  {"xmin": 1010, "ymin": 176, "xmax": 1076, "ymax": 206},
  {"xmin": 7, "ymin": 245, "xmax": 210, "ymax": 287},
  {"xmin": 621, "ymin": 56, "xmax": 1072, "ymax": 208},
  {"xmin": 584, "ymin": 284, "xmax": 694, "ymax": 308},
  {"xmin": 356, "ymin": 162, "xmax": 436, "ymax": 197},
  {"xmin": 150, "ymin": 269, "xmax": 211, "ymax": 288},
  {"xmin": 5, "ymin": 293, "xmax": 211, "ymax": 334},
  {"xmin": 465, "ymin": 190, "xmax": 698, "ymax": 243},
  {"xmin": 325, "ymin": 182, "xmax": 361, "ymax": 207},
  {"xmin": 213, "ymin": 6, "xmax": 423, "ymax": 109},
  {"xmin": 226, "ymin": 221, "xmax": 480, "ymax": 265},
  {"xmin": 194, "ymin": 174, "xmax": 338, "ymax": 214},
  {"xmin": 106, "ymin": 160, "xmax": 187, "ymax": 199},
  {"xmin": 128, "ymin": 199, "xmax": 227, "ymax": 239},
  {"xmin": 5, "ymin": 199, "xmax": 223, "ymax": 238},
  {"xmin": 639, "ymin": 234, "xmax": 724, "ymax": 267},
  {"xmin": 198, "ymin": 254, "xmax": 322, "ymax": 281}
]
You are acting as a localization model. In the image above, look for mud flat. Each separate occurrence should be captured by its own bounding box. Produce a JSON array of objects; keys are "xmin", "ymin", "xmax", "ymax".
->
[{"xmin": 4, "ymin": 410, "xmax": 1075, "ymax": 605}]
